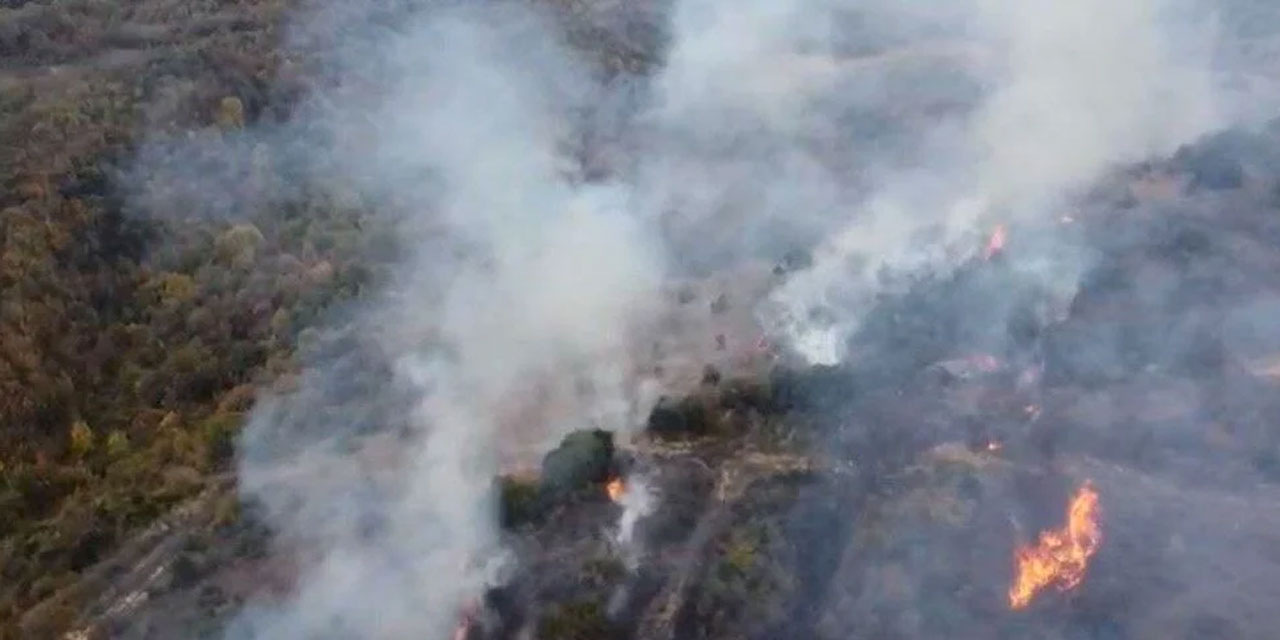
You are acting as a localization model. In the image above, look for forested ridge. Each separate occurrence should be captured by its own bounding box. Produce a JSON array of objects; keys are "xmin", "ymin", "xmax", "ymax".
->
[{"xmin": 0, "ymin": 1, "xmax": 380, "ymax": 632}]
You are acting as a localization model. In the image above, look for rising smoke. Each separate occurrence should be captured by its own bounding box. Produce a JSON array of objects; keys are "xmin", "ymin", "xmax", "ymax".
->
[
  {"xmin": 762, "ymin": 0, "xmax": 1220, "ymax": 364},
  {"xmin": 209, "ymin": 0, "xmax": 1261, "ymax": 637},
  {"xmin": 228, "ymin": 5, "xmax": 663, "ymax": 638}
]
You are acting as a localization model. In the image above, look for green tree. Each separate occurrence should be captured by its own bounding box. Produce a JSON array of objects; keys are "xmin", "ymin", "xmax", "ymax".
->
[{"xmin": 68, "ymin": 421, "xmax": 93, "ymax": 460}]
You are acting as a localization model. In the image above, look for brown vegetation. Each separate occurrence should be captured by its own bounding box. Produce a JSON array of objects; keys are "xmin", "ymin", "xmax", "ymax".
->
[{"xmin": 0, "ymin": 1, "xmax": 393, "ymax": 635}]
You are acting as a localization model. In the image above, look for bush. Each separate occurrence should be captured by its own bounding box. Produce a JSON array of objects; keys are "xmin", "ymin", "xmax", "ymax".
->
[
  {"xmin": 537, "ymin": 600, "xmax": 612, "ymax": 640},
  {"xmin": 214, "ymin": 224, "xmax": 265, "ymax": 267},
  {"xmin": 199, "ymin": 413, "xmax": 242, "ymax": 468},
  {"xmin": 645, "ymin": 396, "xmax": 710, "ymax": 438},
  {"xmin": 580, "ymin": 555, "xmax": 625, "ymax": 590},
  {"xmin": 68, "ymin": 421, "xmax": 94, "ymax": 460},
  {"xmin": 496, "ymin": 475, "xmax": 542, "ymax": 529},
  {"xmin": 214, "ymin": 96, "xmax": 245, "ymax": 130},
  {"xmin": 539, "ymin": 430, "xmax": 614, "ymax": 499}
]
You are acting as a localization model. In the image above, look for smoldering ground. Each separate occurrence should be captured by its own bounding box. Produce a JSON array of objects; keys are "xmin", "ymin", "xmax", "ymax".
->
[{"xmin": 108, "ymin": 0, "xmax": 1280, "ymax": 638}]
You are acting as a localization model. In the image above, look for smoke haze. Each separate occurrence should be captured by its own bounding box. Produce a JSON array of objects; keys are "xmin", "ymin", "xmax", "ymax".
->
[
  {"xmin": 228, "ymin": 5, "xmax": 663, "ymax": 638},
  {"xmin": 178, "ymin": 0, "xmax": 1278, "ymax": 637}
]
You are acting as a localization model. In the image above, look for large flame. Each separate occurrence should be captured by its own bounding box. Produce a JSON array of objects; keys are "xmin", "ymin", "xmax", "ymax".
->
[
  {"xmin": 606, "ymin": 477, "xmax": 625, "ymax": 503},
  {"xmin": 1008, "ymin": 482, "xmax": 1102, "ymax": 609},
  {"xmin": 983, "ymin": 223, "xmax": 1008, "ymax": 260}
]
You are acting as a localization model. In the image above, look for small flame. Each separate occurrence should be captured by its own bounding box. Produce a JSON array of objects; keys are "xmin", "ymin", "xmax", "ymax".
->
[
  {"xmin": 987, "ymin": 440, "xmax": 1003, "ymax": 452},
  {"xmin": 1008, "ymin": 482, "xmax": 1102, "ymax": 609},
  {"xmin": 606, "ymin": 477, "xmax": 625, "ymax": 503},
  {"xmin": 452, "ymin": 599, "xmax": 479, "ymax": 640},
  {"xmin": 452, "ymin": 620, "xmax": 470, "ymax": 640},
  {"xmin": 983, "ymin": 223, "xmax": 1007, "ymax": 260}
]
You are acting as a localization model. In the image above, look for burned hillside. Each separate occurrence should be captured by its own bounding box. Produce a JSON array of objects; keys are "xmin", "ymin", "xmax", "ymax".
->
[
  {"xmin": 8, "ymin": 0, "xmax": 1280, "ymax": 639},
  {"xmin": 56, "ymin": 120, "xmax": 1280, "ymax": 640}
]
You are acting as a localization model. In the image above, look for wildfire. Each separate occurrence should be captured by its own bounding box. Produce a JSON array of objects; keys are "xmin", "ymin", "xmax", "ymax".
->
[
  {"xmin": 986, "ymin": 440, "xmax": 1003, "ymax": 453},
  {"xmin": 452, "ymin": 619, "xmax": 471, "ymax": 640},
  {"xmin": 606, "ymin": 477, "xmax": 625, "ymax": 503},
  {"xmin": 1008, "ymin": 482, "xmax": 1102, "ymax": 609},
  {"xmin": 983, "ymin": 223, "xmax": 1007, "ymax": 260},
  {"xmin": 452, "ymin": 599, "xmax": 480, "ymax": 640}
]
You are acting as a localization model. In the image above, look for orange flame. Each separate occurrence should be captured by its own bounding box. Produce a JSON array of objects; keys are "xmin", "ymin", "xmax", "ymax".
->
[
  {"xmin": 606, "ymin": 477, "xmax": 625, "ymax": 503},
  {"xmin": 986, "ymin": 440, "xmax": 1003, "ymax": 452},
  {"xmin": 983, "ymin": 224, "xmax": 1007, "ymax": 260},
  {"xmin": 1009, "ymin": 482, "xmax": 1102, "ymax": 609}
]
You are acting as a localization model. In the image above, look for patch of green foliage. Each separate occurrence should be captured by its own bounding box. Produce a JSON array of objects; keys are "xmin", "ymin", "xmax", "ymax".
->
[
  {"xmin": 537, "ymin": 599, "xmax": 613, "ymax": 640},
  {"xmin": 497, "ymin": 429, "xmax": 618, "ymax": 529},
  {"xmin": 645, "ymin": 372, "xmax": 781, "ymax": 443},
  {"xmin": 539, "ymin": 429, "xmax": 615, "ymax": 501},
  {"xmin": 580, "ymin": 554, "xmax": 626, "ymax": 590},
  {"xmin": 496, "ymin": 475, "xmax": 542, "ymax": 529}
]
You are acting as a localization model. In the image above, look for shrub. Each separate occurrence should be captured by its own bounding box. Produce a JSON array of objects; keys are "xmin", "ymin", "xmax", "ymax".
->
[
  {"xmin": 645, "ymin": 396, "xmax": 709, "ymax": 438},
  {"xmin": 214, "ymin": 96, "xmax": 245, "ymax": 130},
  {"xmin": 68, "ymin": 421, "xmax": 93, "ymax": 460},
  {"xmin": 214, "ymin": 224, "xmax": 265, "ymax": 268},
  {"xmin": 496, "ymin": 475, "xmax": 542, "ymax": 529},
  {"xmin": 199, "ymin": 412, "xmax": 242, "ymax": 468},
  {"xmin": 539, "ymin": 429, "xmax": 614, "ymax": 499},
  {"xmin": 580, "ymin": 555, "xmax": 625, "ymax": 589},
  {"xmin": 104, "ymin": 431, "xmax": 128, "ymax": 460},
  {"xmin": 537, "ymin": 600, "xmax": 612, "ymax": 640}
]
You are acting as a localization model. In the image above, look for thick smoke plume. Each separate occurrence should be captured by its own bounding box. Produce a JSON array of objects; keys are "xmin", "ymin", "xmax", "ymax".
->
[
  {"xmin": 201, "ymin": 0, "xmax": 1265, "ymax": 637},
  {"xmin": 228, "ymin": 5, "xmax": 662, "ymax": 638},
  {"xmin": 760, "ymin": 0, "xmax": 1220, "ymax": 364}
]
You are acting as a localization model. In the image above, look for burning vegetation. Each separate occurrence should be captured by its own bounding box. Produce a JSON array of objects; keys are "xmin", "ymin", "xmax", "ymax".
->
[
  {"xmin": 15, "ymin": 0, "xmax": 1280, "ymax": 638},
  {"xmin": 1009, "ymin": 482, "xmax": 1102, "ymax": 610},
  {"xmin": 606, "ymin": 477, "xmax": 626, "ymax": 503}
]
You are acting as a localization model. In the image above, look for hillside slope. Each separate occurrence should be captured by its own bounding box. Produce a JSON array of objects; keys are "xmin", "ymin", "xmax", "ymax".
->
[{"xmin": 7, "ymin": 1, "xmax": 1280, "ymax": 639}]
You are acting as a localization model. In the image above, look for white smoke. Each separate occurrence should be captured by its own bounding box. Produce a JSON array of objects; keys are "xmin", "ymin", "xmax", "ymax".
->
[
  {"xmin": 759, "ymin": 0, "xmax": 1220, "ymax": 364},
  {"xmin": 612, "ymin": 475, "xmax": 657, "ymax": 570},
  {"xmin": 222, "ymin": 0, "xmax": 1245, "ymax": 637},
  {"xmin": 230, "ymin": 5, "xmax": 662, "ymax": 639}
]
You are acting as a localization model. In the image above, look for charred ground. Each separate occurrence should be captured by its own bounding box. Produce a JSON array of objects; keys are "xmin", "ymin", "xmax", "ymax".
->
[{"xmin": 74, "ymin": 129, "xmax": 1280, "ymax": 639}]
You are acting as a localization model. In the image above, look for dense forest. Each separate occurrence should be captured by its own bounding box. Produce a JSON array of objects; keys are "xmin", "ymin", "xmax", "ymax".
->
[{"xmin": 0, "ymin": 1, "xmax": 389, "ymax": 633}]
